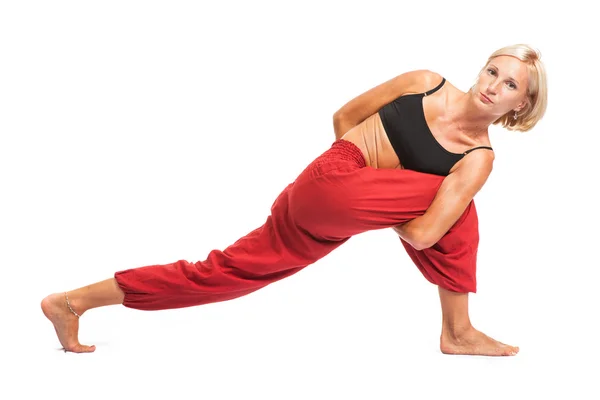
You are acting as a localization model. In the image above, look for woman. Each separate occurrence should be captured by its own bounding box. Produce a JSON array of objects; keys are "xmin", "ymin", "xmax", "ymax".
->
[{"xmin": 42, "ymin": 44, "xmax": 547, "ymax": 356}]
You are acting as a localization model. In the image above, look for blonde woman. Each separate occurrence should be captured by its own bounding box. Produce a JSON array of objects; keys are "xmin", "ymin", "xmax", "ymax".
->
[{"xmin": 42, "ymin": 44, "xmax": 547, "ymax": 356}]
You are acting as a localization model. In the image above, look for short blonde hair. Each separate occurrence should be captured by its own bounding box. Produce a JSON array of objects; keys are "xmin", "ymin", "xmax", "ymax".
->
[{"xmin": 480, "ymin": 44, "xmax": 548, "ymax": 132}]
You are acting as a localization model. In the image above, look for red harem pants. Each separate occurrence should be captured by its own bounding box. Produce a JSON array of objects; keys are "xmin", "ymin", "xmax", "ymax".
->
[{"xmin": 114, "ymin": 139, "xmax": 480, "ymax": 311}]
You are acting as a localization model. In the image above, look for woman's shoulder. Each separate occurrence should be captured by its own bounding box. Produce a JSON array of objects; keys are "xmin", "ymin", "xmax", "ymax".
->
[{"xmin": 401, "ymin": 69, "xmax": 446, "ymax": 94}]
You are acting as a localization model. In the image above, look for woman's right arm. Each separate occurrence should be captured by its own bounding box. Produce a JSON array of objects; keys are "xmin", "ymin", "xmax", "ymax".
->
[
  {"xmin": 332, "ymin": 69, "xmax": 442, "ymax": 139},
  {"xmin": 394, "ymin": 150, "xmax": 494, "ymax": 250}
]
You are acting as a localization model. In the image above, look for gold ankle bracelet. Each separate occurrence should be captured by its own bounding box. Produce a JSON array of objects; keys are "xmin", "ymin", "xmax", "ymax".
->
[{"xmin": 65, "ymin": 292, "xmax": 80, "ymax": 318}]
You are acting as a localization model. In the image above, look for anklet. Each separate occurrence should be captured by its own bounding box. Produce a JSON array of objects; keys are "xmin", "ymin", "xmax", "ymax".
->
[{"xmin": 64, "ymin": 292, "xmax": 80, "ymax": 318}]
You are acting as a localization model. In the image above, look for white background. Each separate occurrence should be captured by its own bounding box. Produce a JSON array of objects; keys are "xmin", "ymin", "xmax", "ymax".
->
[{"xmin": 1, "ymin": 1, "xmax": 598, "ymax": 399}]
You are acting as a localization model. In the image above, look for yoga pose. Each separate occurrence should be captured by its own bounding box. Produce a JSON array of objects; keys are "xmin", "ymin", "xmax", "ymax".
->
[{"xmin": 42, "ymin": 44, "xmax": 547, "ymax": 355}]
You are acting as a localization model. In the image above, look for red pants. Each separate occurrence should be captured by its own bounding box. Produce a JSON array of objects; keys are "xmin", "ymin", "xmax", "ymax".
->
[{"xmin": 115, "ymin": 139, "xmax": 480, "ymax": 311}]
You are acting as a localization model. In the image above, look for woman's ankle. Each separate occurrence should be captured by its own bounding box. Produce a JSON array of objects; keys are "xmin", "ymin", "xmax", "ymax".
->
[{"xmin": 441, "ymin": 320, "xmax": 475, "ymax": 340}]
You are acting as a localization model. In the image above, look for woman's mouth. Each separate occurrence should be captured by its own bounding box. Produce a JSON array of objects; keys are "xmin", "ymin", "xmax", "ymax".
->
[{"xmin": 480, "ymin": 93, "xmax": 493, "ymax": 104}]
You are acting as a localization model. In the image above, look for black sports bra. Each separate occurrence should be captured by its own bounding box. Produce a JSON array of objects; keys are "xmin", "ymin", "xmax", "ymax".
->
[{"xmin": 378, "ymin": 78, "xmax": 493, "ymax": 176}]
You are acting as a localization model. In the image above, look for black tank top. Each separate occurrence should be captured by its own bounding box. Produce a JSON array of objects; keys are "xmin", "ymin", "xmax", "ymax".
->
[{"xmin": 378, "ymin": 78, "xmax": 493, "ymax": 176}]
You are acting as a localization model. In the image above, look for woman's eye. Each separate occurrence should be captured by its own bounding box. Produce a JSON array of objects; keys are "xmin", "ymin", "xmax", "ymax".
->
[{"xmin": 488, "ymin": 69, "xmax": 496, "ymax": 75}]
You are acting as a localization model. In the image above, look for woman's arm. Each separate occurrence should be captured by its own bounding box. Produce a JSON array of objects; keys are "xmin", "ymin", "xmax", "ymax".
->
[
  {"xmin": 332, "ymin": 70, "xmax": 442, "ymax": 139},
  {"xmin": 394, "ymin": 150, "xmax": 494, "ymax": 250}
]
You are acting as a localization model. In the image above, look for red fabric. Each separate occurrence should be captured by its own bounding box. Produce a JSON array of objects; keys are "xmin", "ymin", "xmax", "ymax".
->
[{"xmin": 115, "ymin": 139, "xmax": 479, "ymax": 311}]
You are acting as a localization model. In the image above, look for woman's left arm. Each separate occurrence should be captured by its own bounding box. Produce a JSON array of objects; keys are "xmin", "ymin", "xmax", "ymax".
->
[{"xmin": 395, "ymin": 150, "xmax": 495, "ymax": 250}]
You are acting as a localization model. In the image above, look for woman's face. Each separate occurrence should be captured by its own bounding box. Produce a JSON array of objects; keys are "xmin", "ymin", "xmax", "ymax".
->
[{"xmin": 474, "ymin": 55, "xmax": 530, "ymax": 115}]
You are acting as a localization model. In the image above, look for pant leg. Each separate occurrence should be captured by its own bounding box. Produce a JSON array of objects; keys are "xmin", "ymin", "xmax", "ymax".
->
[{"xmin": 115, "ymin": 181, "xmax": 350, "ymax": 311}]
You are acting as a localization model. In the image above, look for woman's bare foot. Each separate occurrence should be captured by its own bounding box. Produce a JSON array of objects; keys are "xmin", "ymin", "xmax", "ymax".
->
[
  {"xmin": 42, "ymin": 278, "xmax": 125, "ymax": 352},
  {"xmin": 440, "ymin": 326, "xmax": 519, "ymax": 356},
  {"xmin": 41, "ymin": 293, "xmax": 96, "ymax": 353}
]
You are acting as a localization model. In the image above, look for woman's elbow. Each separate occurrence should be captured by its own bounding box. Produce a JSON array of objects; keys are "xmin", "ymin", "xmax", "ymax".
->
[
  {"xmin": 333, "ymin": 110, "xmax": 348, "ymax": 126},
  {"xmin": 412, "ymin": 241, "xmax": 431, "ymax": 251},
  {"xmin": 417, "ymin": 232, "xmax": 444, "ymax": 250},
  {"xmin": 413, "ymin": 231, "xmax": 439, "ymax": 251},
  {"xmin": 395, "ymin": 222, "xmax": 432, "ymax": 251},
  {"xmin": 404, "ymin": 232, "xmax": 431, "ymax": 251},
  {"xmin": 333, "ymin": 113, "xmax": 354, "ymax": 139}
]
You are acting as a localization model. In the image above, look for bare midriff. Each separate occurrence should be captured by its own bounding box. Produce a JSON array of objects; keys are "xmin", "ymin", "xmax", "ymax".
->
[{"xmin": 340, "ymin": 112, "xmax": 403, "ymax": 170}]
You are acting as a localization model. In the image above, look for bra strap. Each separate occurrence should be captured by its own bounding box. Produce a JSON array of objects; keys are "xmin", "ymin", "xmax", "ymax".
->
[
  {"xmin": 463, "ymin": 146, "xmax": 494, "ymax": 155},
  {"xmin": 423, "ymin": 78, "xmax": 446, "ymax": 97}
]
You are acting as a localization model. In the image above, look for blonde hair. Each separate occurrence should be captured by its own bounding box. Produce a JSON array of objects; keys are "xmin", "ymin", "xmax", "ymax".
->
[{"xmin": 479, "ymin": 44, "xmax": 548, "ymax": 132}]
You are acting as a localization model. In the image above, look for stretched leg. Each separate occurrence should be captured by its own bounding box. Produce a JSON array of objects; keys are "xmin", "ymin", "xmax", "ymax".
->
[
  {"xmin": 43, "ymin": 179, "xmax": 351, "ymax": 352},
  {"xmin": 438, "ymin": 287, "xmax": 519, "ymax": 356}
]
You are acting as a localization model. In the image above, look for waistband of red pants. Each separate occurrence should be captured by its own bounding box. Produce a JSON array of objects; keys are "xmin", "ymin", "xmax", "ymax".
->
[{"xmin": 329, "ymin": 139, "xmax": 367, "ymax": 168}]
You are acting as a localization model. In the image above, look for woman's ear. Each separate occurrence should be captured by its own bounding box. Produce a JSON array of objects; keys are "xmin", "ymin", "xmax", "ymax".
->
[{"xmin": 515, "ymin": 99, "xmax": 529, "ymax": 113}]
